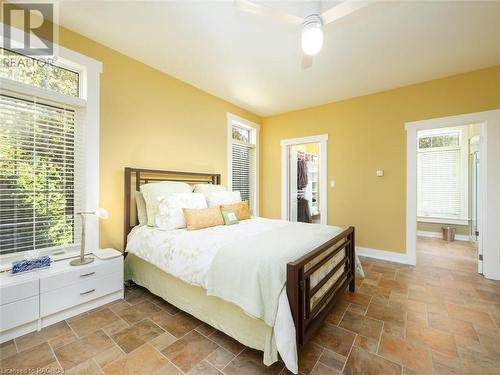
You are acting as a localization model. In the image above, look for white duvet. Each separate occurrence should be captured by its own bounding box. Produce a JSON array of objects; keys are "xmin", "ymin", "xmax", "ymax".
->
[
  {"xmin": 126, "ymin": 217, "xmax": 291, "ymax": 289},
  {"xmin": 126, "ymin": 217, "xmax": 299, "ymax": 373}
]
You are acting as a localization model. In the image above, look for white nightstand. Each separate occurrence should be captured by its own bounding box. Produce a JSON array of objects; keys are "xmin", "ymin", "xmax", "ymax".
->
[
  {"xmin": 0, "ymin": 271, "xmax": 39, "ymax": 342},
  {"xmin": 0, "ymin": 254, "xmax": 124, "ymax": 343},
  {"xmin": 38, "ymin": 256, "xmax": 124, "ymax": 328}
]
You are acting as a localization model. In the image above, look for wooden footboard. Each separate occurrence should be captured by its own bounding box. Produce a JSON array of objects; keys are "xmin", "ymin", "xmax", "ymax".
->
[{"xmin": 287, "ymin": 227, "xmax": 355, "ymax": 347}]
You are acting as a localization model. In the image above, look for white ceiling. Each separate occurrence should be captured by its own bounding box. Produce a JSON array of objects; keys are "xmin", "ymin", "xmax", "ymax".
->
[{"xmin": 59, "ymin": 1, "xmax": 500, "ymax": 116}]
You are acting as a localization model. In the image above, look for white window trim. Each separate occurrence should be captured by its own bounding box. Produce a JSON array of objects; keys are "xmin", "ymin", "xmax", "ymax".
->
[
  {"xmin": 417, "ymin": 126, "xmax": 469, "ymax": 222},
  {"xmin": 406, "ymin": 110, "xmax": 500, "ymax": 281},
  {"xmin": 417, "ymin": 217, "xmax": 469, "ymax": 226},
  {"xmin": 0, "ymin": 23, "xmax": 102, "ymax": 266},
  {"xmin": 226, "ymin": 113, "xmax": 260, "ymax": 216}
]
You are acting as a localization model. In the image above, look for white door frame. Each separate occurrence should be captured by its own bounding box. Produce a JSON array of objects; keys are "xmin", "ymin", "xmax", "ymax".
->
[
  {"xmin": 281, "ymin": 134, "xmax": 328, "ymax": 225},
  {"xmin": 405, "ymin": 110, "xmax": 500, "ymax": 280}
]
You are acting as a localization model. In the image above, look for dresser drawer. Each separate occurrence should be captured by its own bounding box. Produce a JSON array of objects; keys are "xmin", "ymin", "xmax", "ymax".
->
[
  {"xmin": 40, "ymin": 257, "xmax": 122, "ymax": 293},
  {"xmin": 0, "ymin": 296, "xmax": 39, "ymax": 331},
  {"xmin": 40, "ymin": 271, "xmax": 123, "ymax": 317},
  {"xmin": 0, "ymin": 277, "xmax": 38, "ymax": 305}
]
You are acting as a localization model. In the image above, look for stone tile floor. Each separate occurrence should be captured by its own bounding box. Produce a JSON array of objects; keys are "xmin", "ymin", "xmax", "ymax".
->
[{"xmin": 1, "ymin": 237, "xmax": 500, "ymax": 374}]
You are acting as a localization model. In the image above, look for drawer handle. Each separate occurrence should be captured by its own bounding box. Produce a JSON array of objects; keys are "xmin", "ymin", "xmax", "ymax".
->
[
  {"xmin": 80, "ymin": 289, "xmax": 96, "ymax": 296},
  {"xmin": 80, "ymin": 271, "xmax": 95, "ymax": 278}
]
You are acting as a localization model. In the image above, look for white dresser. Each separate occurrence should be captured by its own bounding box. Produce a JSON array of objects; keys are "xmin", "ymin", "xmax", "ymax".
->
[{"xmin": 0, "ymin": 256, "xmax": 123, "ymax": 343}]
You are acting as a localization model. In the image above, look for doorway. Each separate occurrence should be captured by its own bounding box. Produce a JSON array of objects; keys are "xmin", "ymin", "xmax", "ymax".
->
[
  {"xmin": 405, "ymin": 110, "xmax": 500, "ymax": 281},
  {"xmin": 415, "ymin": 124, "xmax": 480, "ymax": 273},
  {"xmin": 281, "ymin": 134, "xmax": 328, "ymax": 225},
  {"xmin": 290, "ymin": 143, "xmax": 320, "ymax": 223},
  {"xmin": 469, "ymin": 135, "xmax": 482, "ymax": 272}
]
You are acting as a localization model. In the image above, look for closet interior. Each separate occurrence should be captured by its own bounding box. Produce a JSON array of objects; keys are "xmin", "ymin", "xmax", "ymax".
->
[{"xmin": 290, "ymin": 143, "xmax": 320, "ymax": 224}]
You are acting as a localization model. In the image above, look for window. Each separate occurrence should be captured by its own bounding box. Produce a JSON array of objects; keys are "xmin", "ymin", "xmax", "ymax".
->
[
  {"xmin": 227, "ymin": 114, "xmax": 259, "ymax": 215},
  {"xmin": 1, "ymin": 48, "xmax": 79, "ymax": 97},
  {"xmin": 417, "ymin": 128, "xmax": 467, "ymax": 221},
  {"xmin": 418, "ymin": 131, "xmax": 459, "ymax": 149},
  {"xmin": 0, "ymin": 49, "xmax": 87, "ymax": 259}
]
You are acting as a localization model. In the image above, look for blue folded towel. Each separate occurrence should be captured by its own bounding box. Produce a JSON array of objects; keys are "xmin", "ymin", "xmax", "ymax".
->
[{"xmin": 12, "ymin": 256, "xmax": 51, "ymax": 274}]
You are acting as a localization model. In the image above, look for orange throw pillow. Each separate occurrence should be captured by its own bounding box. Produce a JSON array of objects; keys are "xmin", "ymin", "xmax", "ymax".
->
[
  {"xmin": 182, "ymin": 207, "xmax": 224, "ymax": 230},
  {"xmin": 220, "ymin": 201, "xmax": 251, "ymax": 221}
]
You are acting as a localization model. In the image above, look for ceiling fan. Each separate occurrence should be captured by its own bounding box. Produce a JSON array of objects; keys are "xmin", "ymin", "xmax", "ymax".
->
[{"xmin": 234, "ymin": 0, "xmax": 372, "ymax": 69}]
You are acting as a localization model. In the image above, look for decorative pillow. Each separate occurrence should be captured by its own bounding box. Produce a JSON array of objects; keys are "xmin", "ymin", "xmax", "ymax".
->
[
  {"xmin": 135, "ymin": 191, "xmax": 148, "ymax": 225},
  {"xmin": 156, "ymin": 193, "xmax": 207, "ymax": 230},
  {"xmin": 221, "ymin": 209, "xmax": 239, "ymax": 226},
  {"xmin": 206, "ymin": 191, "xmax": 242, "ymax": 207},
  {"xmin": 220, "ymin": 201, "xmax": 251, "ymax": 221},
  {"xmin": 193, "ymin": 184, "xmax": 226, "ymax": 195},
  {"xmin": 183, "ymin": 207, "xmax": 224, "ymax": 230},
  {"xmin": 140, "ymin": 181, "xmax": 192, "ymax": 226}
]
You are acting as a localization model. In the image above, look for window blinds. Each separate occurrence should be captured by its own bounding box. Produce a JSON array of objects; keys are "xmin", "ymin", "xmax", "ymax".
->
[
  {"xmin": 417, "ymin": 149, "xmax": 461, "ymax": 218},
  {"xmin": 0, "ymin": 92, "xmax": 84, "ymax": 256},
  {"xmin": 231, "ymin": 142, "xmax": 251, "ymax": 203}
]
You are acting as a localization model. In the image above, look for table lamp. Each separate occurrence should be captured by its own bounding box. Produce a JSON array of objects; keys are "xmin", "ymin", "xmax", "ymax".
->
[{"xmin": 70, "ymin": 208, "xmax": 109, "ymax": 266}]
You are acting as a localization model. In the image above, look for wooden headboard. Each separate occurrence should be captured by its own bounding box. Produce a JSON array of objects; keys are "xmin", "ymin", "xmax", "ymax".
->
[{"xmin": 123, "ymin": 167, "xmax": 221, "ymax": 249}]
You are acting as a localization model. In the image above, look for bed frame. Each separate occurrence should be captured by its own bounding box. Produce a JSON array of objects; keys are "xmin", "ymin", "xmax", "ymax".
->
[{"xmin": 123, "ymin": 167, "xmax": 355, "ymax": 351}]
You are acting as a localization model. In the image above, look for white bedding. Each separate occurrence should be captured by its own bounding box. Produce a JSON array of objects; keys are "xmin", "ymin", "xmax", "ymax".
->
[
  {"xmin": 126, "ymin": 217, "xmax": 290, "ymax": 289},
  {"xmin": 126, "ymin": 217, "xmax": 347, "ymax": 374},
  {"xmin": 126, "ymin": 217, "xmax": 300, "ymax": 372}
]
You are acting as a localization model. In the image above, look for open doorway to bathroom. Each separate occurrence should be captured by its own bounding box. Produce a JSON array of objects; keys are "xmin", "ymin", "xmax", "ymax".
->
[
  {"xmin": 406, "ymin": 110, "xmax": 500, "ymax": 280},
  {"xmin": 416, "ymin": 124, "xmax": 481, "ymax": 274},
  {"xmin": 281, "ymin": 135, "xmax": 328, "ymax": 225}
]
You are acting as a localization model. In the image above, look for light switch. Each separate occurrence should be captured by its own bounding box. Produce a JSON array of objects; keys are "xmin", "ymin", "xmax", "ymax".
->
[
  {"xmin": 330, "ymin": 180, "xmax": 336, "ymax": 188},
  {"xmin": 376, "ymin": 170, "xmax": 384, "ymax": 177}
]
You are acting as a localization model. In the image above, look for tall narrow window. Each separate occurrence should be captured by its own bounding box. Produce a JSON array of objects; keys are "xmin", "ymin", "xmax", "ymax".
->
[
  {"xmin": 232, "ymin": 142, "xmax": 251, "ymax": 202},
  {"xmin": 0, "ymin": 49, "xmax": 84, "ymax": 257},
  {"xmin": 417, "ymin": 128, "xmax": 467, "ymax": 221},
  {"xmin": 228, "ymin": 114, "xmax": 259, "ymax": 215}
]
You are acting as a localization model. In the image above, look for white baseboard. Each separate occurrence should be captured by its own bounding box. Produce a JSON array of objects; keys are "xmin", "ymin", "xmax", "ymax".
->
[
  {"xmin": 356, "ymin": 246, "xmax": 415, "ymax": 265},
  {"xmin": 417, "ymin": 230, "xmax": 470, "ymax": 241},
  {"xmin": 0, "ymin": 321, "xmax": 38, "ymax": 344}
]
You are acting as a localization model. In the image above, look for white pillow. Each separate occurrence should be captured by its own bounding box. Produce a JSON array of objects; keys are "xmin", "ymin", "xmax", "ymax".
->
[
  {"xmin": 206, "ymin": 191, "xmax": 242, "ymax": 207},
  {"xmin": 192, "ymin": 184, "xmax": 226, "ymax": 195},
  {"xmin": 135, "ymin": 191, "xmax": 148, "ymax": 226},
  {"xmin": 141, "ymin": 181, "xmax": 192, "ymax": 226},
  {"xmin": 156, "ymin": 192, "xmax": 207, "ymax": 230}
]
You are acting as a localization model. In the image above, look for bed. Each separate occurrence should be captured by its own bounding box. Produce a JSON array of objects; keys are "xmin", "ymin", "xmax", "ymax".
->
[{"xmin": 123, "ymin": 168, "xmax": 355, "ymax": 373}]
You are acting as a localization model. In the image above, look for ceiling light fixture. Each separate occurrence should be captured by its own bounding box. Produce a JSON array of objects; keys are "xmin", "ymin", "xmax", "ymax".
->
[{"xmin": 301, "ymin": 15, "xmax": 323, "ymax": 56}]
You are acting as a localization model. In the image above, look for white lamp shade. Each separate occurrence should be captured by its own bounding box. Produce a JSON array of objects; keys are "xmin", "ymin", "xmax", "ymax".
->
[
  {"xmin": 96, "ymin": 208, "xmax": 109, "ymax": 219},
  {"xmin": 301, "ymin": 23, "xmax": 324, "ymax": 56}
]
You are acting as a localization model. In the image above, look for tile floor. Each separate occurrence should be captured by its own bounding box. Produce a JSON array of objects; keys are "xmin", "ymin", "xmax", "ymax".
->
[{"xmin": 1, "ymin": 237, "xmax": 500, "ymax": 375}]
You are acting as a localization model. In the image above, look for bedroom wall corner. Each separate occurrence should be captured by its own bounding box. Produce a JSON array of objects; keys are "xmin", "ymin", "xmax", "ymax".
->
[{"xmin": 260, "ymin": 64, "xmax": 500, "ymax": 256}]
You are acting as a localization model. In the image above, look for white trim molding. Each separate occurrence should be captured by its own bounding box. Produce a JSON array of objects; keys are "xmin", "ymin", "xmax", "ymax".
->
[
  {"xmin": 406, "ymin": 110, "xmax": 500, "ymax": 280},
  {"xmin": 280, "ymin": 134, "xmax": 328, "ymax": 225},
  {"xmin": 417, "ymin": 217, "xmax": 469, "ymax": 226},
  {"xmin": 356, "ymin": 247, "xmax": 413, "ymax": 265},
  {"xmin": 226, "ymin": 113, "xmax": 260, "ymax": 216}
]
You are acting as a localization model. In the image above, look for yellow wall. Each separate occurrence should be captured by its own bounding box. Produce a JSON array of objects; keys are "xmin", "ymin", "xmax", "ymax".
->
[
  {"xmin": 55, "ymin": 27, "xmax": 261, "ymax": 249},
  {"xmin": 291, "ymin": 143, "xmax": 319, "ymax": 156},
  {"xmin": 261, "ymin": 65, "xmax": 500, "ymax": 253}
]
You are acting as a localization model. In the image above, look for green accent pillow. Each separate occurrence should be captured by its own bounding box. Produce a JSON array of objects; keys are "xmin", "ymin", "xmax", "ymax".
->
[{"xmin": 222, "ymin": 209, "xmax": 239, "ymax": 225}]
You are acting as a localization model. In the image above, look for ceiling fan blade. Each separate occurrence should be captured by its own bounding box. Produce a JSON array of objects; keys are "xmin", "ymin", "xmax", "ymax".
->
[
  {"xmin": 302, "ymin": 54, "xmax": 313, "ymax": 69},
  {"xmin": 321, "ymin": 0, "xmax": 372, "ymax": 25},
  {"xmin": 234, "ymin": 0, "xmax": 304, "ymax": 25}
]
